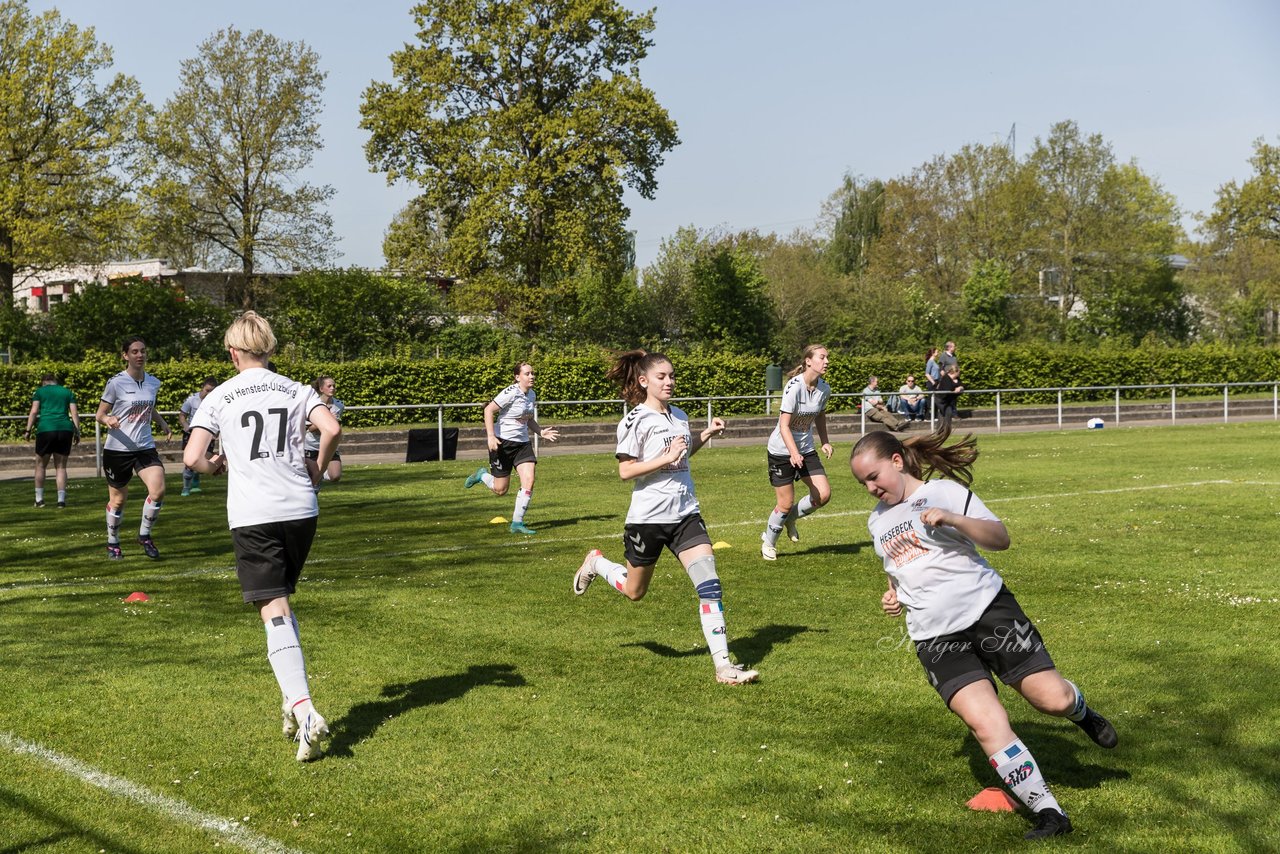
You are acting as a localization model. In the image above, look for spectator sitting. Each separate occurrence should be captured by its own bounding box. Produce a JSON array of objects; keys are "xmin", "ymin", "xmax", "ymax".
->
[
  {"xmin": 935, "ymin": 365, "xmax": 964, "ymax": 427},
  {"xmin": 897, "ymin": 375, "xmax": 925, "ymax": 421},
  {"xmin": 860, "ymin": 376, "xmax": 909, "ymax": 432}
]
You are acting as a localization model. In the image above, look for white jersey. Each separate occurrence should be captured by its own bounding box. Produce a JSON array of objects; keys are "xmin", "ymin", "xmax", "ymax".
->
[
  {"xmin": 867, "ymin": 479, "xmax": 1005, "ymax": 640},
  {"xmin": 303, "ymin": 398, "xmax": 344, "ymax": 452},
  {"xmin": 190, "ymin": 367, "xmax": 324, "ymax": 529},
  {"xmin": 616, "ymin": 403, "xmax": 700, "ymax": 525},
  {"xmin": 180, "ymin": 391, "xmax": 204, "ymax": 424},
  {"xmin": 492, "ymin": 384, "xmax": 536, "ymax": 443},
  {"xmin": 767, "ymin": 375, "xmax": 830, "ymax": 457},
  {"xmin": 101, "ymin": 371, "xmax": 162, "ymax": 452}
]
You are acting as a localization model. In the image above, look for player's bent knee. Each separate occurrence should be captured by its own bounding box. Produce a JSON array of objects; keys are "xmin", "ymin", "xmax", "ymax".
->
[{"xmin": 685, "ymin": 555, "xmax": 722, "ymax": 601}]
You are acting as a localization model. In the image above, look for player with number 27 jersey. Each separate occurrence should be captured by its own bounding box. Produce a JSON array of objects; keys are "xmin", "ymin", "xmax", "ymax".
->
[{"xmin": 190, "ymin": 368, "xmax": 325, "ymax": 529}]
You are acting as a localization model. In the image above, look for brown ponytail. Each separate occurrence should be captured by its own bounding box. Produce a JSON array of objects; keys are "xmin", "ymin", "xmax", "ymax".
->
[
  {"xmin": 787, "ymin": 343, "xmax": 828, "ymax": 379},
  {"xmin": 607, "ymin": 349, "xmax": 672, "ymax": 408},
  {"xmin": 851, "ymin": 424, "xmax": 979, "ymax": 485}
]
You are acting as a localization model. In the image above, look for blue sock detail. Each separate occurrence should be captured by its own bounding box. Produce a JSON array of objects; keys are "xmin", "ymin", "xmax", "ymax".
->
[{"xmin": 695, "ymin": 578, "xmax": 722, "ymax": 599}]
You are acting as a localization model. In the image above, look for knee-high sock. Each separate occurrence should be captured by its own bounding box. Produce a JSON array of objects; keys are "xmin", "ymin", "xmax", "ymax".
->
[
  {"xmin": 990, "ymin": 739, "xmax": 1062, "ymax": 814},
  {"xmin": 593, "ymin": 554, "xmax": 630, "ymax": 592},
  {"xmin": 481, "ymin": 472, "xmax": 496, "ymax": 491},
  {"xmin": 763, "ymin": 508, "xmax": 786, "ymax": 547},
  {"xmin": 106, "ymin": 505, "xmax": 123, "ymax": 544},
  {"xmin": 266, "ymin": 615, "xmax": 314, "ymax": 719},
  {"xmin": 513, "ymin": 488, "xmax": 532, "ymax": 523},
  {"xmin": 182, "ymin": 468, "xmax": 193, "ymax": 490},
  {"xmin": 139, "ymin": 498, "xmax": 162, "ymax": 536},
  {"xmin": 795, "ymin": 494, "xmax": 816, "ymax": 518},
  {"xmin": 686, "ymin": 555, "xmax": 730, "ymax": 667}
]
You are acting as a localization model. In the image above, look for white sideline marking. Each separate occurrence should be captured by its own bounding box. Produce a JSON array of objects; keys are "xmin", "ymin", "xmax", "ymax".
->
[{"xmin": 0, "ymin": 731, "xmax": 307, "ymax": 854}]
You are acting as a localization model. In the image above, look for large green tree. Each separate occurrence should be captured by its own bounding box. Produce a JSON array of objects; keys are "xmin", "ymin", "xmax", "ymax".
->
[
  {"xmin": 360, "ymin": 0, "xmax": 679, "ymax": 333},
  {"xmin": 0, "ymin": 0, "xmax": 145, "ymax": 300},
  {"xmin": 1206, "ymin": 137, "xmax": 1280, "ymax": 246},
  {"xmin": 145, "ymin": 27, "xmax": 335, "ymax": 283}
]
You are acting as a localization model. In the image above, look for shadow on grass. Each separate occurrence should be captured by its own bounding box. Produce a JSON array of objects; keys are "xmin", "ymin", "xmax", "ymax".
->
[
  {"xmin": 621, "ymin": 623, "xmax": 819, "ymax": 666},
  {"xmin": 795, "ymin": 539, "xmax": 873, "ymax": 557},
  {"xmin": 0, "ymin": 785, "xmax": 146, "ymax": 854},
  {"xmin": 516, "ymin": 513, "xmax": 615, "ymax": 532},
  {"xmin": 326, "ymin": 663, "xmax": 526, "ymax": 759}
]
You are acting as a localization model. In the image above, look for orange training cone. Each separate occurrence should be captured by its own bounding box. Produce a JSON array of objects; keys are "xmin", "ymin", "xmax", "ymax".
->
[
  {"xmin": 123, "ymin": 592, "xmax": 151, "ymax": 603},
  {"xmin": 966, "ymin": 787, "xmax": 1018, "ymax": 812}
]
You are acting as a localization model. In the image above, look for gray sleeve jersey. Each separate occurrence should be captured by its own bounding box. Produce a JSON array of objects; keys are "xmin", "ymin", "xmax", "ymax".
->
[
  {"xmin": 101, "ymin": 372, "xmax": 162, "ymax": 452},
  {"xmin": 303, "ymin": 397, "xmax": 344, "ymax": 452},
  {"xmin": 180, "ymin": 392, "xmax": 203, "ymax": 421},
  {"xmin": 492, "ymin": 384, "xmax": 535, "ymax": 443},
  {"xmin": 767, "ymin": 376, "xmax": 830, "ymax": 456},
  {"xmin": 616, "ymin": 404, "xmax": 700, "ymax": 525},
  {"xmin": 190, "ymin": 368, "xmax": 323, "ymax": 529},
  {"xmin": 867, "ymin": 479, "xmax": 1005, "ymax": 640}
]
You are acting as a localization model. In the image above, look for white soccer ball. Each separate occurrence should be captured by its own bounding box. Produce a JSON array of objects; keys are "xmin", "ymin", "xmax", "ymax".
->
[{"xmin": 1086, "ymin": 417, "xmax": 1105, "ymax": 430}]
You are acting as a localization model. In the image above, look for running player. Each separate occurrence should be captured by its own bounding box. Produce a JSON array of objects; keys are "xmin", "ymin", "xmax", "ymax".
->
[
  {"xmin": 95, "ymin": 337, "xmax": 173, "ymax": 559},
  {"xmin": 760, "ymin": 344, "xmax": 832, "ymax": 560},
  {"xmin": 304, "ymin": 376, "xmax": 345, "ymax": 484},
  {"xmin": 463, "ymin": 361, "xmax": 559, "ymax": 534},
  {"xmin": 178, "ymin": 376, "xmax": 218, "ymax": 496},
  {"xmin": 850, "ymin": 428, "xmax": 1118, "ymax": 841},
  {"xmin": 183, "ymin": 311, "xmax": 342, "ymax": 762},
  {"xmin": 25, "ymin": 373, "xmax": 81, "ymax": 508},
  {"xmin": 572, "ymin": 350, "xmax": 758, "ymax": 685}
]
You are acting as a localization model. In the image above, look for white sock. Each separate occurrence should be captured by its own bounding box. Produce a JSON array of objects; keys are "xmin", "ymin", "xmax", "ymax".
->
[
  {"xmin": 57, "ymin": 489, "xmax": 66, "ymax": 503},
  {"xmin": 593, "ymin": 555, "xmax": 630, "ymax": 592},
  {"xmin": 35, "ymin": 487, "xmax": 44, "ymax": 503},
  {"xmin": 990, "ymin": 739, "xmax": 1062, "ymax": 814},
  {"xmin": 106, "ymin": 506, "xmax": 123, "ymax": 544},
  {"xmin": 795, "ymin": 495, "xmax": 816, "ymax": 518},
  {"xmin": 699, "ymin": 600, "xmax": 730, "ymax": 667},
  {"xmin": 139, "ymin": 498, "xmax": 162, "ymax": 536},
  {"xmin": 265, "ymin": 615, "xmax": 313, "ymax": 719},
  {"xmin": 1065, "ymin": 680, "xmax": 1088, "ymax": 722},
  {"xmin": 513, "ymin": 488, "xmax": 532, "ymax": 523},
  {"xmin": 763, "ymin": 509, "xmax": 785, "ymax": 547},
  {"xmin": 481, "ymin": 472, "xmax": 496, "ymax": 490},
  {"xmin": 322, "ymin": 471, "xmax": 331, "ymax": 482}
]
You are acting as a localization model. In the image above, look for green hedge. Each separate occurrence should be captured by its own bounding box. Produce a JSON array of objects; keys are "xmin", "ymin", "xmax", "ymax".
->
[{"xmin": 5, "ymin": 344, "xmax": 1280, "ymax": 439}]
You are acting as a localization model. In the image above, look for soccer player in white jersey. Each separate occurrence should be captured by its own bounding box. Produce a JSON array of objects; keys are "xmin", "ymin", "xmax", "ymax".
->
[
  {"xmin": 572, "ymin": 350, "xmax": 758, "ymax": 685},
  {"xmin": 304, "ymin": 376, "xmax": 345, "ymax": 484},
  {"xmin": 178, "ymin": 376, "xmax": 218, "ymax": 496},
  {"xmin": 184, "ymin": 312, "xmax": 342, "ymax": 762},
  {"xmin": 464, "ymin": 361, "xmax": 559, "ymax": 534},
  {"xmin": 94, "ymin": 337, "xmax": 173, "ymax": 560},
  {"xmin": 850, "ymin": 428, "xmax": 1118, "ymax": 841},
  {"xmin": 760, "ymin": 344, "xmax": 833, "ymax": 560}
]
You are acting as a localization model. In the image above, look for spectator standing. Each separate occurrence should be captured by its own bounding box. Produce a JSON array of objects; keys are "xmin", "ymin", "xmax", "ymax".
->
[
  {"xmin": 861, "ymin": 376, "xmax": 909, "ymax": 432},
  {"xmin": 25, "ymin": 374, "xmax": 81, "ymax": 508},
  {"xmin": 178, "ymin": 376, "xmax": 218, "ymax": 496},
  {"xmin": 897, "ymin": 375, "xmax": 925, "ymax": 421},
  {"xmin": 924, "ymin": 347, "xmax": 942, "ymax": 391},
  {"xmin": 936, "ymin": 366, "xmax": 965, "ymax": 426},
  {"xmin": 938, "ymin": 341, "xmax": 959, "ymax": 374}
]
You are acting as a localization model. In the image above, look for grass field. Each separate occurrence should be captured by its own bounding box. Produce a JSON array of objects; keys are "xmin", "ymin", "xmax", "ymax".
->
[{"xmin": 1, "ymin": 422, "xmax": 1277, "ymax": 853}]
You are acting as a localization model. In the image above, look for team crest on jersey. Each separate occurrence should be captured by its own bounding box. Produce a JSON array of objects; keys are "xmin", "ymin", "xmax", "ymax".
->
[{"xmin": 911, "ymin": 497, "xmax": 928, "ymax": 510}]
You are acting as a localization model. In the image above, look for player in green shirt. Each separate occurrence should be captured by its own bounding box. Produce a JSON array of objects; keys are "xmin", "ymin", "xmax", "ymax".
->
[{"xmin": 25, "ymin": 374, "xmax": 81, "ymax": 508}]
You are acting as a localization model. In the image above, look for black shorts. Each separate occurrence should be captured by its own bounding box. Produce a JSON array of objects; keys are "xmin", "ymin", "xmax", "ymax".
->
[
  {"xmin": 913, "ymin": 585, "xmax": 1057, "ymax": 706},
  {"xmin": 35, "ymin": 430, "xmax": 74, "ymax": 457},
  {"xmin": 102, "ymin": 448, "xmax": 164, "ymax": 489},
  {"xmin": 304, "ymin": 448, "xmax": 342, "ymax": 461},
  {"xmin": 622, "ymin": 514, "xmax": 712, "ymax": 566},
  {"xmin": 230, "ymin": 517, "xmax": 319, "ymax": 603},
  {"xmin": 489, "ymin": 439, "xmax": 536, "ymax": 478},
  {"xmin": 767, "ymin": 451, "xmax": 827, "ymax": 487}
]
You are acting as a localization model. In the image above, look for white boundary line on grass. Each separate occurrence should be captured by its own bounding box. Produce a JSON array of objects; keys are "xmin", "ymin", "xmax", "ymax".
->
[{"xmin": 0, "ymin": 731, "xmax": 308, "ymax": 854}]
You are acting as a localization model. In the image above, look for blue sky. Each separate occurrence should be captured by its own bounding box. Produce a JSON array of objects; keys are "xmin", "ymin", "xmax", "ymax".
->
[{"xmin": 26, "ymin": 0, "xmax": 1280, "ymax": 271}]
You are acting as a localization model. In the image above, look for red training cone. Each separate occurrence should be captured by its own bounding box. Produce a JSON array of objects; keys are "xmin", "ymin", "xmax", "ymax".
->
[
  {"xmin": 123, "ymin": 592, "xmax": 151, "ymax": 603},
  {"xmin": 966, "ymin": 787, "xmax": 1019, "ymax": 812}
]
